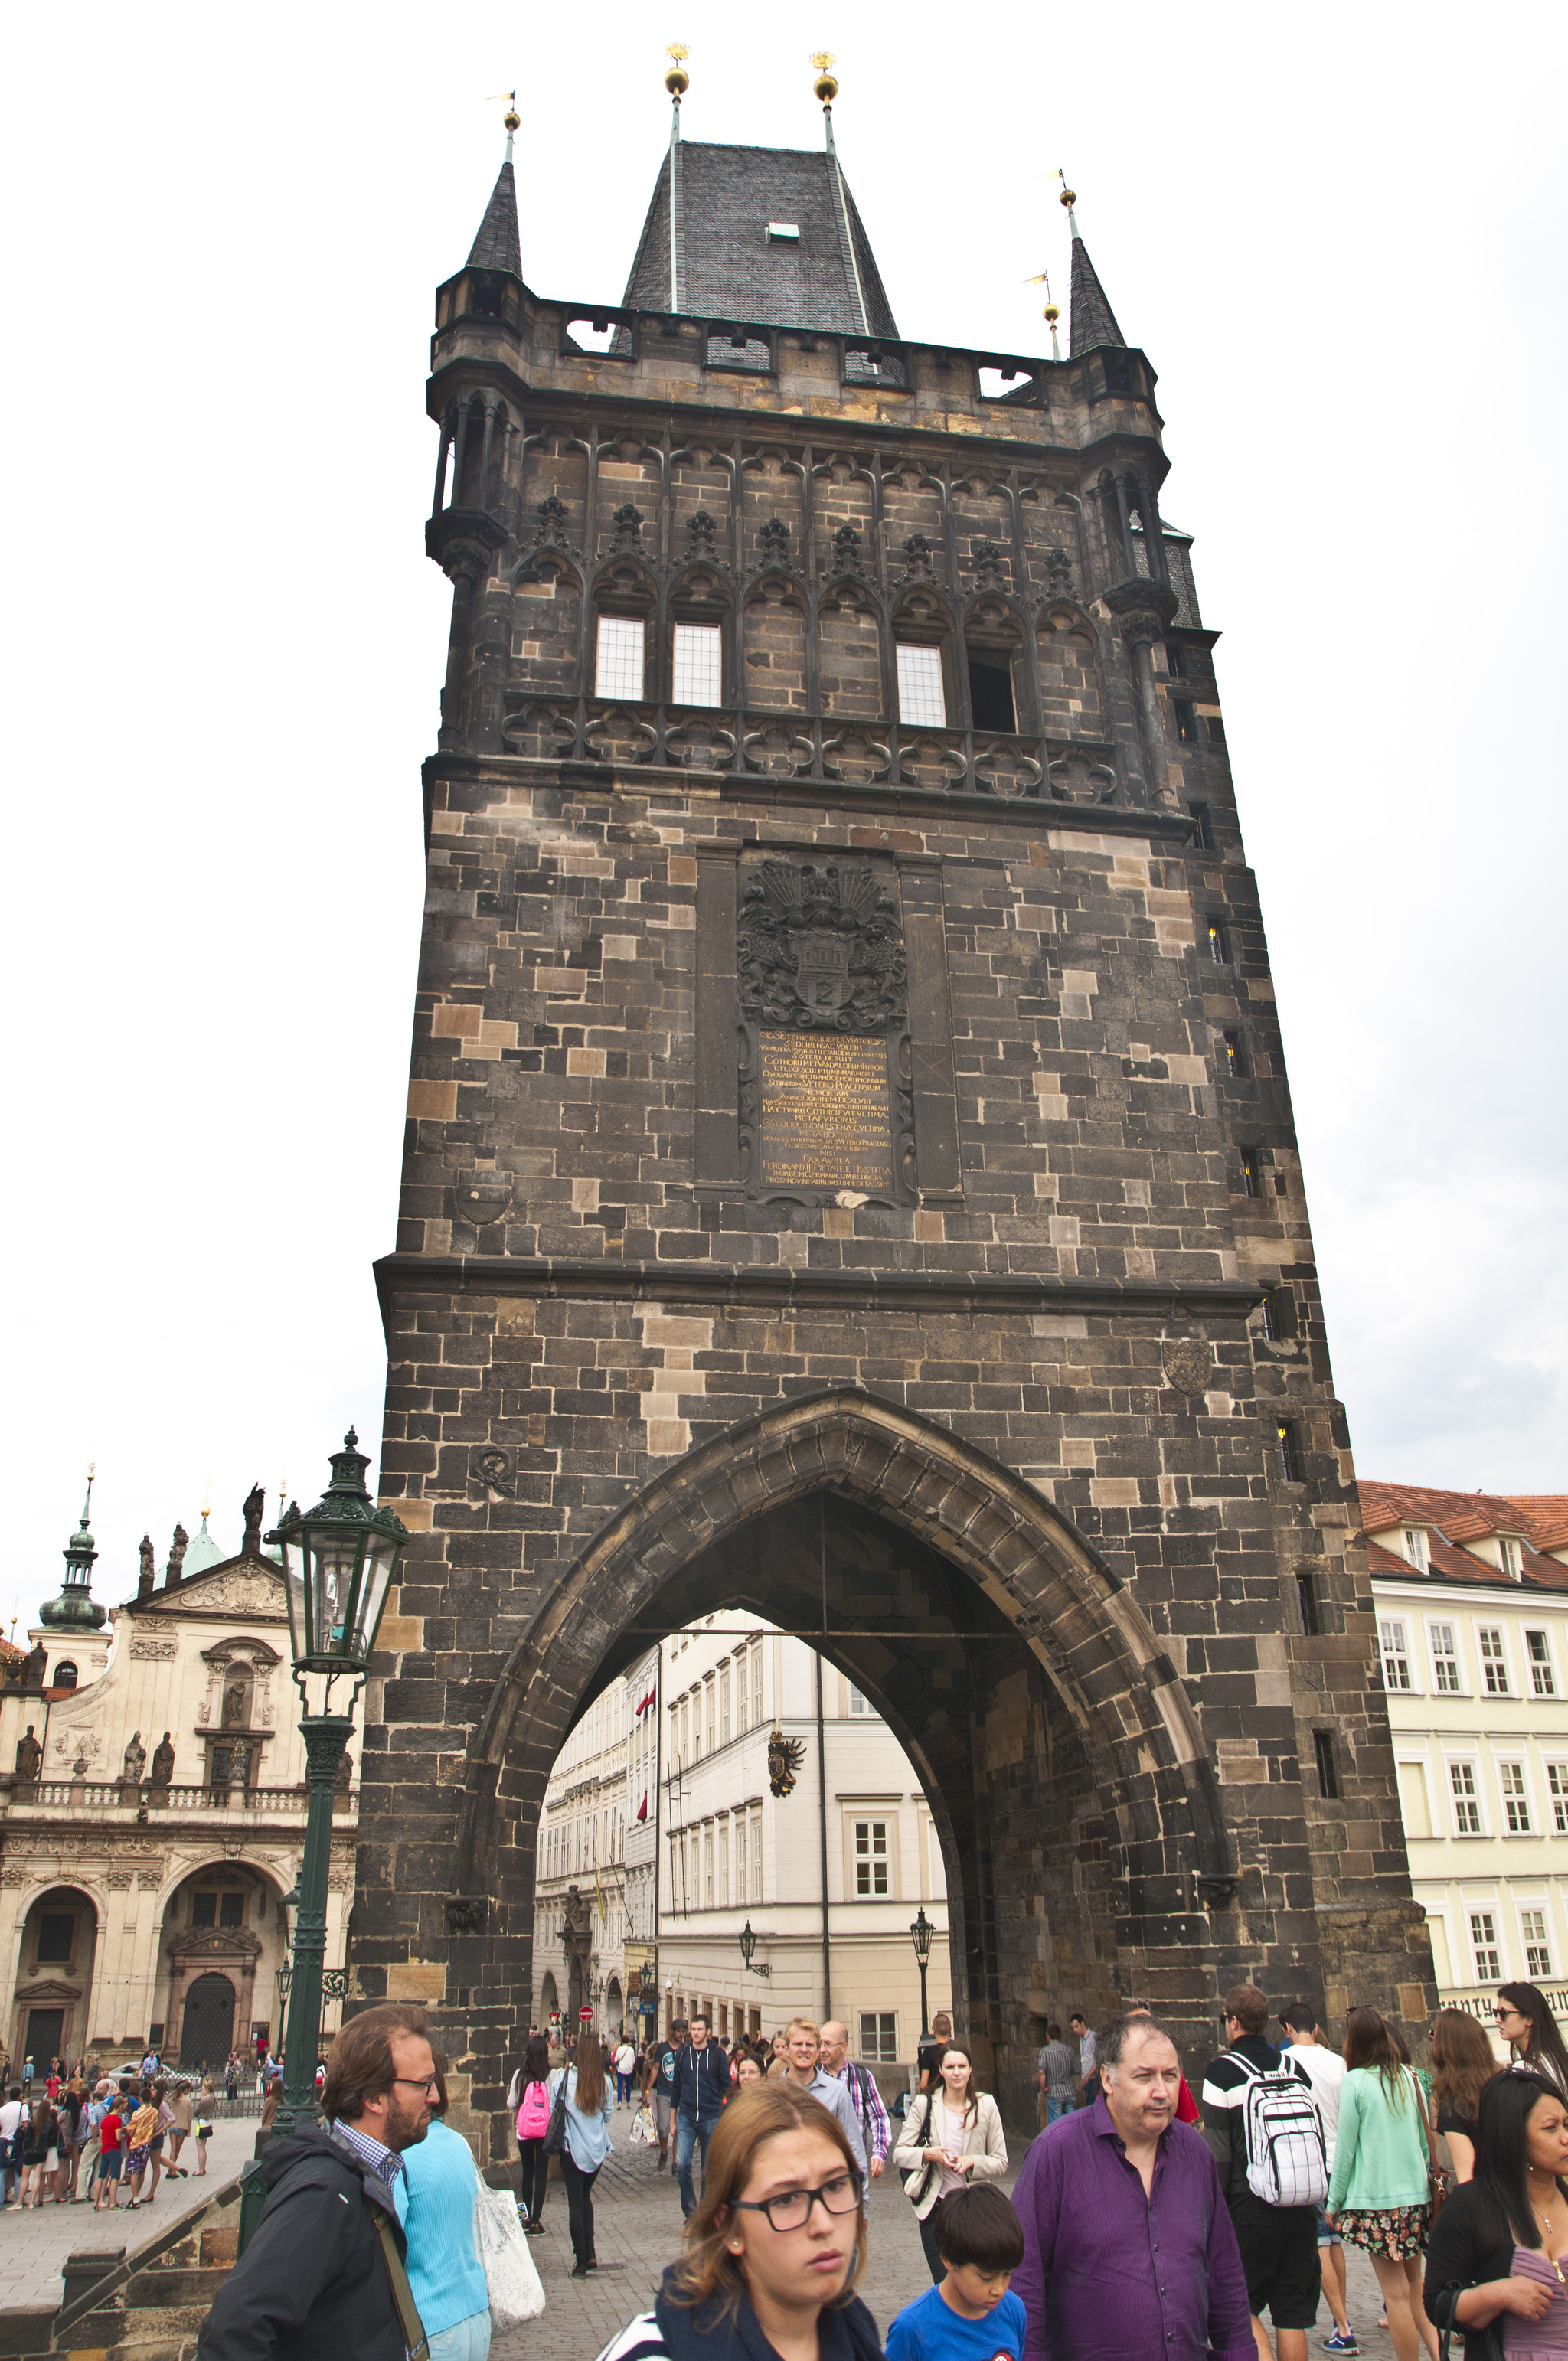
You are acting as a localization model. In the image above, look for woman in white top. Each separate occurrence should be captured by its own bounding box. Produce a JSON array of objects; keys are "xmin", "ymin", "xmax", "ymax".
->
[{"xmin": 891, "ymin": 2039, "xmax": 1007, "ymax": 2283}]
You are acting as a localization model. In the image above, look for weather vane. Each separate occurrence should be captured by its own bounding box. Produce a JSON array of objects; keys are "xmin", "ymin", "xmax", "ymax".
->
[
  {"xmin": 1021, "ymin": 264, "xmax": 1062, "ymax": 360},
  {"xmin": 486, "ymin": 90, "xmax": 520, "ymax": 159}
]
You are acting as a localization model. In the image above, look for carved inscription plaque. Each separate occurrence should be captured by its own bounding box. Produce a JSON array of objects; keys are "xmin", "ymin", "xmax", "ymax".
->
[{"xmin": 757, "ymin": 1032, "xmax": 893, "ymax": 1192}]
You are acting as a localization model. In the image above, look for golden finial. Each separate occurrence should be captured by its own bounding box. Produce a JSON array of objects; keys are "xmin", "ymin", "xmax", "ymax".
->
[
  {"xmin": 665, "ymin": 41, "xmax": 689, "ymax": 97},
  {"xmin": 487, "ymin": 89, "xmax": 521, "ymax": 132},
  {"xmin": 1057, "ymin": 168, "xmax": 1076, "ymax": 211},
  {"xmin": 812, "ymin": 49, "xmax": 838, "ymax": 104}
]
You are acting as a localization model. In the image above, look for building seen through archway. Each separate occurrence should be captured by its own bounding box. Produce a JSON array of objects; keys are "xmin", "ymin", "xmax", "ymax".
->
[{"xmin": 531, "ymin": 1615, "xmax": 952, "ymax": 2071}]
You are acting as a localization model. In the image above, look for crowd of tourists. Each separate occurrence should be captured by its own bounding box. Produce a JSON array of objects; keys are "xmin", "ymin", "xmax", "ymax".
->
[
  {"xmin": 0, "ymin": 2054, "xmax": 221, "ymax": 2212},
  {"xmin": 185, "ymin": 1976, "xmax": 1568, "ymax": 2361}
]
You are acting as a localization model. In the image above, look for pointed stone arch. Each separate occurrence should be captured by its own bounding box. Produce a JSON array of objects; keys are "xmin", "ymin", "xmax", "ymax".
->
[{"xmin": 452, "ymin": 1386, "xmax": 1234, "ymax": 1919}]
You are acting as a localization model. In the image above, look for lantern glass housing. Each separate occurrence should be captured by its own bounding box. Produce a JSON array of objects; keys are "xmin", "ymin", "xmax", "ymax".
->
[
  {"xmin": 739, "ymin": 1920, "xmax": 756, "ymax": 1970},
  {"xmin": 268, "ymin": 1429, "xmax": 409, "ymax": 1702},
  {"xmin": 910, "ymin": 1905, "xmax": 933, "ymax": 1967}
]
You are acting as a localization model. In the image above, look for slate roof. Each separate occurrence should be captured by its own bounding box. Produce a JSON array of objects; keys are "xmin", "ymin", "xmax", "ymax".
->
[
  {"xmin": 621, "ymin": 141, "xmax": 898, "ymax": 338},
  {"xmin": 467, "ymin": 158, "xmax": 522, "ymax": 278},
  {"xmin": 1069, "ymin": 232, "xmax": 1127, "ymax": 356}
]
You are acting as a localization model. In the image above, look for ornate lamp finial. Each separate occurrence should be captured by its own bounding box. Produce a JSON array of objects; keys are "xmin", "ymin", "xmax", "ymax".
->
[
  {"xmin": 665, "ymin": 41, "xmax": 689, "ymax": 97},
  {"xmin": 812, "ymin": 49, "xmax": 838, "ymax": 104}
]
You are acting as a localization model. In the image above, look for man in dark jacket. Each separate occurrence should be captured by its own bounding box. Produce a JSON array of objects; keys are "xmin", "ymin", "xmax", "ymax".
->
[
  {"xmin": 671, "ymin": 2011, "xmax": 730, "ymax": 2219},
  {"xmin": 197, "ymin": 2004, "xmax": 436, "ymax": 2361}
]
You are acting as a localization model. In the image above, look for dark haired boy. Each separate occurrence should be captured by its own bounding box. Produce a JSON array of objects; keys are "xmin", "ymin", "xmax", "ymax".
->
[{"xmin": 887, "ymin": 2185, "xmax": 1027, "ymax": 2361}]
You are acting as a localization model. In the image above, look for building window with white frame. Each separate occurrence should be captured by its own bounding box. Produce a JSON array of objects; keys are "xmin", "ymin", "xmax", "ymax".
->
[
  {"xmin": 1547, "ymin": 1763, "xmax": 1568, "ymax": 1835},
  {"xmin": 706, "ymin": 1678, "xmax": 716, "ymax": 1753},
  {"xmin": 1430, "ymin": 1622, "xmax": 1462, "ymax": 1693},
  {"xmin": 736, "ymin": 1815, "xmax": 747, "ymax": 1903},
  {"xmin": 1499, "ymin": 1761, "xmax": 1533, "ymax": 1835},
  {"xmin": 1478, "ymin": 1626, "xmax": 1510, "ymax": 1694},
  {"xmin": 1521, "ymin": 1908, "xmax": 1553, "ymax": 1979},
  {"xmin": 595, "ymin": 612, "xmax": 645, "ymax": 699},
  {"xmin": 718, "ymin": 1817, "xmax": 730, "ymax": 1905},
  {"xmin": 720, "ymin": 1665, "xmax": 732, "ymax": 1746},
  {"xmin": 854, "ymin": 1819, "xmax": 891, "ymax": 1896},
  {"xmin": 750, "ymin": 1804, "xmax": 763, "ymax": 1902},
  {"xmin": 848, "ymin": 1683, "xmax": 871, "ymax": 1716},
  {"xmin": 896, "ymin": 642, "xmax": 946, "ymax": 727},
  {"xmin": 672, "ymin": 621, "xmax": 723, "ymax": 707},
  {"xmin": 735, "ymin": 1644, "xmax": 749, "ymax": 1734},
  {"xmin": 1471, "ymin": 1909, "xmax": 1502, "ymax": 1981},
  {"xmin": 753, "ymin": 1648, "xmax": 764, "ymax": 1727},
  {"xmin": 1403, "ymin": 1527, "xmax": 1430, "ymax": 1571},
  {"xmin": 1380, "ymin": 1618, "xmax": 1413, "ymax": 1692},
  {"xmin": 859, "ymin": 2011, "xmax": 899, "ymax": 2064},
  {"xmin": 1527, "ymin": 1630, "xmax": 1557, "ymax": 1696},
  {"xmin": 1450, "ymin": 1760, "xmax": 1483, "ymax": 1835},
  {"xmin": 1502, "ymin": 1536, "xmax": 1524, "ymax": 1579}
]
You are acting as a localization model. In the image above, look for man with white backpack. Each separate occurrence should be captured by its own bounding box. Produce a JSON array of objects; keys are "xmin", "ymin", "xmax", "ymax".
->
[{"xmin": 1200, "ymin": 1984, "xmax": 1326, "ymax": 2361}]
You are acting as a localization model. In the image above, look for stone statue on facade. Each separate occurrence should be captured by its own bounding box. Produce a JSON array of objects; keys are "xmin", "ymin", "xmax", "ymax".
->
[
  {"xmin": 223, "ymin": 1680, "xmax": 249, "ymax": 1729},
  {"xmin": 122, "ymin": 1732, "xmax": 147, "ymax": 1785},
  {"xmin": 14, "ymin": 1727, "xmax": 41, "ymax": 1785},
  {"xmin": 150, "ymin": 1732, "xmax": 175, "ymax": 1788},
  {"xmin": 137, "ymin": 1535, "xmax": 156, "ymax": 1602},
  {"xmin": 562, "ymin": 1884, "xmax": 591, "ymax": 1947},
  {"xmin": 165, "ymin": 1524, "xmax": 189, "ymax": 1587},
  {"xmin": 241, "ymin": 1483, "xmax": 266, "ymax": 1556}
]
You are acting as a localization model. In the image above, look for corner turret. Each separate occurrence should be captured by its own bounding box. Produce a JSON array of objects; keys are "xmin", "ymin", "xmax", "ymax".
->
[{"xmin": 40, "ymin": 1473, "xmax": 106, "ymax": 1632}]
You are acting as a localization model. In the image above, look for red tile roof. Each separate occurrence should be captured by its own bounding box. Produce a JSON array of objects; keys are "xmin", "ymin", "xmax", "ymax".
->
[{"xmin": 1359, "ymin": 1481, "xmax": 1568, "ymax": 1592}]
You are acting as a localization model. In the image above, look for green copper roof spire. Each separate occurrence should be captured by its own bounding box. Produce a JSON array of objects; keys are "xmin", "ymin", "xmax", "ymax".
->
[{"xmin": 42, "ymin": 1468, "xmax": 107, "ymax": 1631}]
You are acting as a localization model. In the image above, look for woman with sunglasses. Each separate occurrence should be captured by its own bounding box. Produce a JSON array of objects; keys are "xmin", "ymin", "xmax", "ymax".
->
[
  {"xmin": 593, "ymin": 2082, "xmax": 881, "ymax": 2361},
  {"xmin": 1426, "ymin": 2069, "xmax": 1568, "ymax": 2353},
  {"xmin": 1498, "ymin": 1987, "xmax": 1568, "ymax": 2095}
]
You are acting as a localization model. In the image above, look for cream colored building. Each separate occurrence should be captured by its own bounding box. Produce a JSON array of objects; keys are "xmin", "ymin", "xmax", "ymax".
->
[
  {"xmin": 533, "ymin": 1615, "xmax": 952, "ymax": 2074},
  {"xmin": 533, "ymin": 1657, "xmax": 635, "ymax": 2035},
  {"xmin": 1363, "ymin": 1481, "xmax": 1568, "ymax": 2013},
  {"xmin": 0, "ymin": 1488, "xmax": 357, "ymax": 2071}
]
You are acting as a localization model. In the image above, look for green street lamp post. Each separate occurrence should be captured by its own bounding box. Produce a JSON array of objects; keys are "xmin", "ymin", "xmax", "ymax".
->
[
  {"xmin": 910, "ymin": 1905, "xmax": 934, "ymax": 2042},
  {"xmin": 265, "ymin": 1429, "xmax": 408, "ymax": 2134}
]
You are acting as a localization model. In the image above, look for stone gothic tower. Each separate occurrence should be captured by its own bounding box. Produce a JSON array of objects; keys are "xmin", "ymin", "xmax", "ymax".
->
[{"xmin": 361, "ymin": 94, "xmax": 1432, "ymax": 2154}]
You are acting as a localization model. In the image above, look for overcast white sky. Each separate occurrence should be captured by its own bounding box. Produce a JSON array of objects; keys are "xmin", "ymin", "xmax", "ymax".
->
[{"xmin": 2, "ymin": 1, "xmax": 1563, "ymax": 1639}]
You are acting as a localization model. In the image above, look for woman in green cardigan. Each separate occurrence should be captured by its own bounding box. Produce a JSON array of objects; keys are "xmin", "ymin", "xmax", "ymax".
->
[{"xmin": 1325, "ymin": 2008, "xmax": 1440, "ymax": 2361}]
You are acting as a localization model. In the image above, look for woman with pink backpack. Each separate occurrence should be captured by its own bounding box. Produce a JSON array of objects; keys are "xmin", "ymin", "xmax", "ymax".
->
[{"xmin": 511, "ymin": 2035, "xmax": 553, "ymax": 2233}]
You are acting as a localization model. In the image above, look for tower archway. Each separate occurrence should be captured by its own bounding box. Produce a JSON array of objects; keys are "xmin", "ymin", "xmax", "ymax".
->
[{"xmin": 448, "ymin": 1389, "xmax": 1236, "ymax": 2138}]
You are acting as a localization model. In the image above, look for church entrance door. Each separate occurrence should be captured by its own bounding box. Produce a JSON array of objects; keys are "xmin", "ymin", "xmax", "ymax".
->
[{"xmin": 181, "ymin": 1973, "xmax": 236, "ymax": 2069}]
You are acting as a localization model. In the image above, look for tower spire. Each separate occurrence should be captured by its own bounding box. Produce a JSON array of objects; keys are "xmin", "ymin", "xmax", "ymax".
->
[
  {"xmin": 664, "ymin": 47, "xmax": 689, "ymax": 313},
  {"xmin": 466, "ymin": 124, "xmax": 522, "ymax": 280},
  {"xmin": 813, "ymin": 52, "xmax": 871, "ymax": 339},
  {"xmin": 1058, "ymin": 177, "xmax": 1129, "ymax": 356},
  {"xmin": 42, "ymin": 1467, "xmax": 106, "ymax": 1631}
]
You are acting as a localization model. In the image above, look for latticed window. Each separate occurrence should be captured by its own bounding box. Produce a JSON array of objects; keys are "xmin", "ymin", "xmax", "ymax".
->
[
  {"xmin": 704, "ymin": 1826, "xmax": 715, "ymax": 1907},
  {"xmin": 1528, "ymin": 1631, "xmax": 1557, "ymax": 1696},
  {"xmin": 896, "ymin": 643, "xmax": 946, "ymax": 727},
  {"xmin": 1500, "ymin": 1762, "xmax": 1533, "ymax": 1835},
  {"xmin": 1430, "ymin": 1624, "xmax": 1461, "ymax": 1693},
  {"xmin": 1471, "ymin": 1911, "xmax": 1501, "ymax": 1981},
  {"xmin": 1479, "ymin": 1628, "xmax": 1510, "ymax": 1694},
  {"xmin": 1403, "ymin": 1528, "xmax": 1429, "ymax": 1570},
  {"xmin": 594, "ymin": 613, "xmax": 645, "ymax": 698},
  {"xmin": 736, "ymin": 1817, "xmax": 747, "ymax": 1902},
  {"xmin": 735, "ymin": 1644, "xmax": 748, "ymax": 1734},
  {"xmin": 1451, "ymin": 1761, "xmax": 1482, "ymax": 1834},
  {"xmin": 753, "ymin": 1649, "xmax": 764, "ymax": 1726},
  {"xmin": 672, "ymin": 622, "xmax": 722, "ymax": 707},
  {"xmin": 1380, "ymin": 1619, "xmax": 1412, "ymax": 1691},
  {"xmin": 854, "ymin": 1820, "xmax": 890, "ymax": 1896},
  {"xmin": 720, "ymin": 1667, "xmax": 732, "ymax": 1746},
  {"xmin": 860, "ymin": 2012, "xmax": 898, "ymax": 2063},
  {"xmin": 1547, "ymin": 1764, "xmax": 1568, "ymax": 1835},
  {"xmin": 1521, "ymin": 1909, "xmax": 1553, "ymax": 1980}
]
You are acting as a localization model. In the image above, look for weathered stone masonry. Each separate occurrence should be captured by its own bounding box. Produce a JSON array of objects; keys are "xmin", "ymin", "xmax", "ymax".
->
[{"xmin": 358, "ymin": 132, "xmax": 1432, "ymax": 2157}]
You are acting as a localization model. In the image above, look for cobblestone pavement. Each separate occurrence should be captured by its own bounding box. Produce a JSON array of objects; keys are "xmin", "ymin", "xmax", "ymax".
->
[
  {"xmin": 0, "ymin": 2118, "xmax": 252, "ymax": 2312},
  {"xmin": 493, "ymin": 2111, "xmax": 1402, "ymax": 2361}
]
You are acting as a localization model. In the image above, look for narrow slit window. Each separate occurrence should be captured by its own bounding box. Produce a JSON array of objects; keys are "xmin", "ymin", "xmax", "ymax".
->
[
  {"xmin": 672, "ymin": 621, "xmax": 723, "ymax": 707},
  {"xmin": 1207, "ymin": 714, "xmax": 1228, "ymax": 750},
  {"xmin": 1174, "ymin": 699, "xmax": 1197, "ymax": 743},
  {"xmin": 1313, "ymin": 1729, "xmax": 1338, "ymax": 1800},
  {"xmin": 1295, "ymin": 1571, "xmax": 1321, "ymax": 1637},
  {"xmin": 897, "ymin": 643, "xmax": 946, "ymax": 727},
  {"xmin": 595, "ymin": 613, "xmax": 645, "ymax": 700},
  {"xmin": 1220, "ymin": 1030, "xmax": 1247, "ymax": 1080},
  {"xmin": 1240, "ymin": 1146, "xmax": 1262, "ymax": 1199},
  {"xmin": 1190, "ymin": 802, "xmax": 1214, "ymax": 850},
  {"xmin": 1263, "ymin": 1285, "xmax": 1298, "ymax": 1344},
  {"xmin": 1206, "ymin": 919, "xmax": 1230, "ymax": 965},
  {"xmin": 1274, "ymin": 1419, "xmax": 1304, "ymax": 1483}
]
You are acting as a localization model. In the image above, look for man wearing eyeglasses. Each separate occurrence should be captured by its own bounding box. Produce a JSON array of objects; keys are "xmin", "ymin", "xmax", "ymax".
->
[{"xmin": 198, "ymin": 2003, "xmax": 437, "ymax": 2361}]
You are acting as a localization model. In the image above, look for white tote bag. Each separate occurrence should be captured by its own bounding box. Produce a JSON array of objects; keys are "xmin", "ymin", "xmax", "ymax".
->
[{"xmin": 474, "ymin": 2180, "xmax": 547, "ymax": 2330}]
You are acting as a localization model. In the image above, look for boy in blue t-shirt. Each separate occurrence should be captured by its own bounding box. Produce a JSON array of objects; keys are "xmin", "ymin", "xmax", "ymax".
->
[{"xmin": 887, "ymin": 2185, "xmax": 1027, "ymax": 2361}]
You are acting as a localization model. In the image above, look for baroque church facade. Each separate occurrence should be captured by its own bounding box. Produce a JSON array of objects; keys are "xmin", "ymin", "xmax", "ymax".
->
[
  {"xmin": 359, "ymin": 73, "xmax": 1432, "ymax": 2156},
  {"xmin": 0, "ymin": 1492, "xmax": 358, "ymax": 2069}
]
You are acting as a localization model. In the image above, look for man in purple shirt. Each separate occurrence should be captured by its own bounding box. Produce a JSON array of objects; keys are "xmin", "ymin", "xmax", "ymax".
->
[{"xmin": 1012, "ymin": 2013, "xmax": 1254, "ymax": 2361}]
